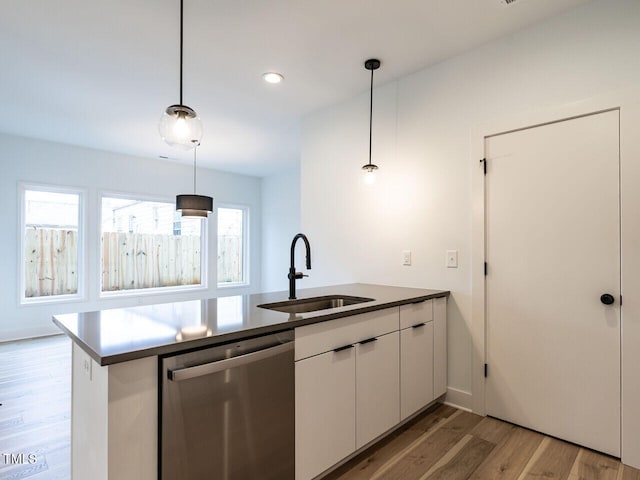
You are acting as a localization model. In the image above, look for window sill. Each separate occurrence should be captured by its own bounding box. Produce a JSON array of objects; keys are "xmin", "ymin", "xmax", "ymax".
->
[
  {"xmin": 99, "ymin": 284, "xmax": 208, "ymax": 300},
  {"xmin": 217, "ymin": 282, "xmax": 250, "ymax": 289},
  {"xmin": 20, "ymin": 293, "xmax": 86, "ymax": 307}
]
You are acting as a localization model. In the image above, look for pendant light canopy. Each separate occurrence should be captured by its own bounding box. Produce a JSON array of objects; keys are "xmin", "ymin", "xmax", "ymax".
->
[
  {"xmin": 177, "ymin": 141, "xmax": 213, "ymax": 217},
  {"xmin": 159, "ymin": 0, "xmax": 203, "ymax": 150},
  {"xmin": 362, "ymin": 58, "xmax": 381, "ymax": 185}
]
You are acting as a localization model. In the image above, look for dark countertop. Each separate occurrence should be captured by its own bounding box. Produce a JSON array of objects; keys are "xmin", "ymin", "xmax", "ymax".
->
[{"xmin": 52, "ymin": 283, "xmax": 449, "ymax": 366}]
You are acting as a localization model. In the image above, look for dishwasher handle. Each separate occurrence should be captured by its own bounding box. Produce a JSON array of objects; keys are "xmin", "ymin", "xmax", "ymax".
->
[{"xmin": 168, "ymin": 340, "xmax": 294, "ymax": 382}]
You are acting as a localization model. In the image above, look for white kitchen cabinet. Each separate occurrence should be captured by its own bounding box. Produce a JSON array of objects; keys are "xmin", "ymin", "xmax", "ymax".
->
[
  {"xmin": 356, "ymin": 331, "xmax": 400, "ymax": 449},
  {"xmin": 400, "ymin": 322, "xmax": 434, "ymax": 420},
  {"xmin": 295, "ymin": 307, "xmax": 398, "ymax": 480},
  {"xmin": 399, "ymin": 299, "xmax": 433, "ymax": 330},
  {"xmin": 400, "ymin": 300, "xmax": 436, "ymax": 420},
  {"xmin": 71, "ymin": 344, "xmax": 157, "ymax": 480},
  {"xmin": 295, "ymin": 345, "xmax": 356, "ymax": 480},
  {"xmin": 295, "ymin": 307, "xmax": 399, "ymax": 361},
  {"xmin": 433, "ymin": 296, "xmax": 447, "ymax": 398},
  {"xmin": 295, "ymin": 299, "xmax": 446, "ymax": 480}
]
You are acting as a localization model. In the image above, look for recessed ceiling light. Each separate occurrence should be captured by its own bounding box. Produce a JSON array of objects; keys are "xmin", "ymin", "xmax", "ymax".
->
[{"xmin": 262, "ymin": 72, "xmax": 284, "ymax": 84}]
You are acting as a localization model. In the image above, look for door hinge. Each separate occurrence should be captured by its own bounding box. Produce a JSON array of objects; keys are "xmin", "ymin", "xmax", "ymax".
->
[
  {"xmin": 484, "ymin": 364, "xmax": 488, "ymax": 377},
  {"xmin": 480, "ymin": 158, "xmax": 487, "ymax": 175},
  {"xmin": 620, "ymin": 295, "xmax": 623, "ymax": 306},
  {"xmin": 484, "ymin": 262, "xmax": 488, "ymax": 276}
]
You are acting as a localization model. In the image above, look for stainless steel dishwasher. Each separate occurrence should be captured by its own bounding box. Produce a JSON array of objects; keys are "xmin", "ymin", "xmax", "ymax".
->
[{"xmin": 161, "ymin": 330, "xmax": 295, "ymax": 480}]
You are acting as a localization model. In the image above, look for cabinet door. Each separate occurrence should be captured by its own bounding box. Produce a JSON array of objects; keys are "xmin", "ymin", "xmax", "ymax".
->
[
  {"xmin": 355, "ymin": 331, "xmax": 400, "ymax": 449},
  {"xmin": 433, "ymin": 297, "xmax": 447, "ymax": 398},
  {"xmin": 295, "ymin": 347, "xmax": 355, "ymax": 480},
  {"xmin": 400, "ymin": 322, "xmax": 434, "ymax": 420}
]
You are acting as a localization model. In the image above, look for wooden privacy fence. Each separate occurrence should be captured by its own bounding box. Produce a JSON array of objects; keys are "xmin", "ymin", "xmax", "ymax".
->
[
  {"xmin": 25, "ymin": 227, "xmax": 78, "ymax": 297},
  {"xmin": 25, "ymin": 229, "xmax": 243, "ymax": 296},
  {"xmin": 102, "ymin": 232, "xmax": 201, "ymax": 291},
  {"xmin": 217, "ymin": 235, "xmax": 243, "ymax": 283}
]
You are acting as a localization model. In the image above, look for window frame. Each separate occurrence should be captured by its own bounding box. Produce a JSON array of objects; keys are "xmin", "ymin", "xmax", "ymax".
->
[
  {"xmin": 18, "ymin": 182, "xmax": 87, "ymax": 306},
  {"xmin": 216, "ymin": 203, "xmax": 250, "ymax": 289},
  {"xmin": 98, "ymin": 190, "xmax": 209, "ymax": 299}
]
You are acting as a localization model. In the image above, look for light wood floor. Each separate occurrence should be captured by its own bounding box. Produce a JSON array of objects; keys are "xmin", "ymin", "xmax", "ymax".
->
[
  {"xmin": 325, "ymin": 403, "xmax": 640, "ymax": 480},
  {"xmin": 0, "ymin": 335, "xmax": 71, "ymax": 480},
  {"xmin": 1, "ymin": 336, "xmax": 639, "ymax": 480}
]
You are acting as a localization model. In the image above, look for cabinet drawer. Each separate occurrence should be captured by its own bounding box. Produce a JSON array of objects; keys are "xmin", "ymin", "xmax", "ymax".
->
[
  {"xmin": 399, "ymin": 299, "xmax": 433, "ymax": 330},
  {"xmin": 295, "ymin": 307, "xmax": 399, "ymax": 361}
]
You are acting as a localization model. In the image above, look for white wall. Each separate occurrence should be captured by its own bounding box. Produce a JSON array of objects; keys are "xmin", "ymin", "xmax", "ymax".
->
[
  {"xmin": 0, "ymin": 133, "xmax": 263, "ymax": 341},
  {"xmin": 261, "ymin": 167, "xmax": 301, "ymax": 293},
  {"xmin": 301, "ymin": 0, "xmax": 640, "ymax": 401}
]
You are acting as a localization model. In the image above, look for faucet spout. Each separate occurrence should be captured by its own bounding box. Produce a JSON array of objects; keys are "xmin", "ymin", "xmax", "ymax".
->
[{"xmin": 288, "ymin": 233, "xmax": 311, "ymax": 300}]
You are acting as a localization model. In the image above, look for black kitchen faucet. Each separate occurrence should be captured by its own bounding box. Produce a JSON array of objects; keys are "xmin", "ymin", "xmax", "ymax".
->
[{"xmin": 288, "ymin": 233, "xmax": 311, "ymax": 299}]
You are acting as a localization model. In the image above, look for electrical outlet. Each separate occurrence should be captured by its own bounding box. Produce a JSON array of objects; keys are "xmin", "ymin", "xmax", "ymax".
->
[
  {"xmin": 402, "ymin": 250, "xmax": 412, "ymax": 266},
  {"xmin": 82, "ymin": 356, "xmax": 92, "ymax": 381},
  {"xmin": 446, "ymin": 250, "xmax": 458, "ymax": 268}
]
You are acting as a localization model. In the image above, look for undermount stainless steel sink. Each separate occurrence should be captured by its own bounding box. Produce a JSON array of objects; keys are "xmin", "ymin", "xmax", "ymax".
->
[{"xmin": 258, "ymin": 295, "xmax": 374, "ymax": 314}]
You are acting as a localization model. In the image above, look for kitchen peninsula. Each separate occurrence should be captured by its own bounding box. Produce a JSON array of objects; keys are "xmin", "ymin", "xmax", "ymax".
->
[{"xmin": 53, "ymin": 283, "xmax": 449, "ymax": 480}]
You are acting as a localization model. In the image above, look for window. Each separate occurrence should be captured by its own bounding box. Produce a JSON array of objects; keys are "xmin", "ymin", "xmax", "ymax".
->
[
  {"xmin": 21, "ymin": 186, "xmax": 83, "ymax": 303},
  {"xmin": 217, "ymin": 206, "xmax": 248, "ymax": 286},
  {"xmin": 101, "ymin": 195, "xmax": 205, "ymax": 294}
]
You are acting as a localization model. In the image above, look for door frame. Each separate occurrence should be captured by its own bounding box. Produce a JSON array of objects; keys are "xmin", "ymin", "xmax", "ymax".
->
[{"xmin": 470, "ymin": 89, "xmax": 640, "ymax": 467}]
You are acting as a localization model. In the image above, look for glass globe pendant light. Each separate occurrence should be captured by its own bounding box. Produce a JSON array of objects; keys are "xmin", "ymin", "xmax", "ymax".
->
[
  {"xmin": 362, "ymin": 58, "xmax": 381, "ymax": 185},
  {"xmin": 159, "ymin": 0, "xmax": 203, "ymax": 150},
  {"xmin": 176, "ymin": 140, "xmax": 213, "ymax": 217}
]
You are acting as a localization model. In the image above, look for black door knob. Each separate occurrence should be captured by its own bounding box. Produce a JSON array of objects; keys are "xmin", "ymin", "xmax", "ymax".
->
[{"xmin": 600, "ymin": 294, "xmax": 615, "ymax": 305}]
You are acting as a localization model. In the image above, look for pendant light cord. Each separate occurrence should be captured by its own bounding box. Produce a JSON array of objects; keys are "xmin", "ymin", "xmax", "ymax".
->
[
  {"xmin": 193, "ymin": 142, "xmax": 198, "ymax": 193},
  {"xmin": 179, "ymin": 0, "xmax": 184, "ymax": 106},
  {"xmin": 368, "ymin": 66, "xmax": 373, "ymax": 167}
]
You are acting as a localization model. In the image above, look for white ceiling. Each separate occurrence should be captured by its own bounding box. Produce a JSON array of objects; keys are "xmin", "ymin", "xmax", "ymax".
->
[{"xmin": 1, "ymin": 0, "xmax": 592, "ymax": 177}]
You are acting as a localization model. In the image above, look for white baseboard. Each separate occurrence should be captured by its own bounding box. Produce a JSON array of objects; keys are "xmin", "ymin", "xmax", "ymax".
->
[
  {"xmin": 444, "ymin": 387, "xmax": 473, "ymax": 412},
  {"xmin": 0, "ymin": 326, "xmax": 62, "ymax": 343}
]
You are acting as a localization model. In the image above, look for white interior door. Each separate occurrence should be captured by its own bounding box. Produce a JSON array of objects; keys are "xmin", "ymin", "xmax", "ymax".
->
[{"xmin": 485, "ymin": 110, "xmax": 620, "ymax": 456}]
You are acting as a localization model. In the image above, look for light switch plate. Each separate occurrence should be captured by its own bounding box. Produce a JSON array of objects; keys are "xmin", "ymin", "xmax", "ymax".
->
[
  {"xmin": 446, "ymin": 250, "xmax": 458, "ymax": 268},
  {"xmin": 402, "ymin": 250, "xmax": 412, "ymax": 266}
]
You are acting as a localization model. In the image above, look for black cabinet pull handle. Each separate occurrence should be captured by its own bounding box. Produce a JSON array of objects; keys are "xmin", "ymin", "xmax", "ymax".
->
[
  {"xmin": 333, "ymin": 344, "xmax": 354, "ymax": 353},
  {"xmin": 411, "ymin": 299, "xmax": 426, "ymax": 304},
  {"xmin": 359, "ymin": 337, "xmax": 377, "ymax": 345},
  {"xmin": 600, "ymin": 294, "xmax": 615, "ymax": 305},
  {"xmin": 412, "ymin": 323, "xmax": 426, "ymax": 329}
]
